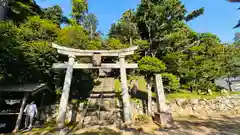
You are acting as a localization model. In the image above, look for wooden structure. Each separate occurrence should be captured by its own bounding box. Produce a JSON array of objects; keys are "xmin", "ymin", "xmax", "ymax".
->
[
  {"xmin": 0, "ymin": 83, "xmax": 48, "ymax": 132},
  {"xmin": 52, "ymin": 43, "xmax": 138, "ymax": 128}
]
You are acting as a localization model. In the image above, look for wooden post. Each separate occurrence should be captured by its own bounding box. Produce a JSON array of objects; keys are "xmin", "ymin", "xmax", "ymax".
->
[
  {"xmin": 57, "ymin": 55, "xmax": 75, "ymax": 128},
  {"xmin": 119, "ymin": 55, "xmax": 131, "ymax": 123},
  {"xmin": 13, "ymin": 92, "xmax": 28, "ymax": 132},
  {"xmin": 154, "ymin": 74, "xmax": 173, "ymax": 127}
]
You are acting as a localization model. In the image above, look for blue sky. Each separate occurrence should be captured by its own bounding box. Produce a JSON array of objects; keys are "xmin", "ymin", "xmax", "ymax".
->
[{"xmin": 36, "ymin": 0, "xmax": 240, "ymax": 43}]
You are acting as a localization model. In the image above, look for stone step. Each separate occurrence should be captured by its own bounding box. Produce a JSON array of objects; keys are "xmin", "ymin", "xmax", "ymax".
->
[
  {"xmin": 94, "ymin": 77, "xmax": 114, "ymax": 92},
  {"xmin": 90, "ymin": 93, "xmax": 116, "ymax": 98}
]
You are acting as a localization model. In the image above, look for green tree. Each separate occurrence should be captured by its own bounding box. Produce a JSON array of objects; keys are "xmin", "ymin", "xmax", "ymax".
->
[
  {"xmin": 19, "ymin": 16, "xmax": 60, "ymax": 83},
  {"xmin": 177, "ymin": 33, "xmax": 224, "ymax": 92},
  {"xmin": 0, "ymin": 16, "xmax": 60, "ymax": 84},
  {"xmin": 42, "ymin": 5, "xmax": 65, "ymax": 26},
  {"xmin": 234, "ymin": 32, "xmax": 240, "ymax": 46},
  {"xmin": 0, "ymin": 21, "xmax": 23, "ymax": 83},
  {"xmin": 136, "ymin": 0, "xmax": 203, "ymax": 56},
  {"xmin": 83, "ymin": 13, "xmax": 99, "ymax": 39},
  {"xmin": 220, "ymin": 44, "xmax": 240, "ymax": 91},
  {"xmin": 138, "ymin": 56, "xmax": 166, "ymax": 115},
  {"xmin": 72, "ymin": 0, "xmax": 88, "ymax": 24},
  {"xmin": 109, "ymin": 9, "xmax": 139, "ymax": 46},
  {"xmin": 6, "ymin": 0, "xmax": 42, "ymax": 23},
  {"xmin": 105, "ymin": 38, "xmax": 129, "ymax": 50},
  {"xmin": 57, "ymin": 24, "xmax": 89, "ymax": 49}
]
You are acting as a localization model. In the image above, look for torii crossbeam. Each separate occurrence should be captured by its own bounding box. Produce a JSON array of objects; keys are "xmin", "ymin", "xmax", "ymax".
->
[{"xmin": 52, "ymin": 43, "xmax": 138, "ymax": 128}]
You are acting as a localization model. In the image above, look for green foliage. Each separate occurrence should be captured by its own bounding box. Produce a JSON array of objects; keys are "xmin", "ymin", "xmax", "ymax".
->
[
  {"xmin": 109, "ymin": 9, "xmax": 139, "ymax": 46},
  {"xmin": 19, "ymin": 16, "xmax": 59, "ymax": 41},
  {"xmin": 0, "ymin": 15, "xmax": 60, "ymax": 84},
  {"xmin": 18, "ymin": 16, "xmax": 59, "ymax": 82},
  {"xmin": 131, "ymin": 39, "xmax": 149, "ymax": 61},
  {"xmin": 0, "ymin": 21, "xmax": 23, "ymax": 83},
  {"xmin": 106, "ymin": 38, "xmax": 129, "ymax": 50},
  {"xmin": 185, "ymin": 8, "xmax": 204, "ymax": 22},
  {"xmin": 83, "ymin": 13, "xmax": 99, "ymax": 39},
  {"xmin": 161, "ymin": 73, "xmax": 180, "ymax": 92},
  {"xmin": 42, "ymin": 5, "xmax": 65, "ymax": 26},
  {"xmin": 57, "ymin": 24, "xmax": 89, "ymax": 49},
  {"xmin": 72, "ymin": 0, "xmax": 88, "ymax": 24},
  {"xmin": 138, "ymin": 56, "xmax": 166, "ymax": 76},
  {"xmin": 234, "ymin": 32, "xmax": 240, "ymax": 46},
  {"xmin": 6, "ymin": 0, "xmax": 42, "ymax": 23},
  {"xmin": 88, "ymin": 39, "xmax": 102, "ymax": 50}
]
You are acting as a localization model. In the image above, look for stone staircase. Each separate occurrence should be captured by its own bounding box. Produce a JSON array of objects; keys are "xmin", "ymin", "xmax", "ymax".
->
[{"xmin": 80, "ymin": 77, "xmax": 121, "ymax": 128}]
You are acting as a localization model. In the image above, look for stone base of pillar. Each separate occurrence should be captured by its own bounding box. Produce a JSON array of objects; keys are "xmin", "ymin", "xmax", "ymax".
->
[{"xmin": 153, "ymin": 112, "xmax": 174, "ymax": 128}]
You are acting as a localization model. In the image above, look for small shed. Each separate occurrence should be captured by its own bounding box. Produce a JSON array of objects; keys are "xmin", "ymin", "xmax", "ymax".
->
[{"xmin": 0, "ymin": 83, "xmax": 50, "ymax": 133}]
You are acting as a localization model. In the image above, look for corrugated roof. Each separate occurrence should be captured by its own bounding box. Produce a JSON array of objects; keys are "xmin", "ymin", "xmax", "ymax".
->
[{"xmin": 0, "ymin": 83, "xmax": 47, "ymax": 93}]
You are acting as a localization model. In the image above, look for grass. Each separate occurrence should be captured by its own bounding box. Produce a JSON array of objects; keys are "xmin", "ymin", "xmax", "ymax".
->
[
  {"xmin": 230, "ymin": 91, "xmax": 240, "ymax": 95},
  {"xmin": 167, "ymin": 90, "xmax": 240, "ymax": 101},
  {"xmin": 75, "ymin": 127, "xmax": 121, "ymax": 135},
  {"xmin": 114, "ymin": 76, "xmax": 240, "ymax": 101},
  {"xmin": 166, "ymin": 91, "xmax": 219, "ymax": 101},
  {"xmin": 115, "ymin": 76, "xmax": 147, "ymax": 91},
  {"xmin": 114, "ymin": 76, "xmax": 156, "ymax": 97}
]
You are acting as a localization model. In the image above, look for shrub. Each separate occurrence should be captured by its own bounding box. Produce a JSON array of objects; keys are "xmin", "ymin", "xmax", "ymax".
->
[{"xmin": 161, "ymin": 73, "xmax": 180, "ymax": 92}]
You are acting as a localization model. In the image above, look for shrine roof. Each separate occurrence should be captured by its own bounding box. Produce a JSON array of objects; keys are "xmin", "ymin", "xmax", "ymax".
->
[{"xmin": 0, "ymin": 83, "xmax": 48, "ymax": 95}]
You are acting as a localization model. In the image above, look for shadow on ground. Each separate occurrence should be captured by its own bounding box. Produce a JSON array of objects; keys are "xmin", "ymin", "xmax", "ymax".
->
[{"xmin": 160, "ymin": 115, "xmax": 240, "ymax": 135}]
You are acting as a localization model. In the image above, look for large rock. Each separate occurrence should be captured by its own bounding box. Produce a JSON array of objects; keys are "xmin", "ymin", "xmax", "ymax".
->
[
  {"xmin": 175, "ymin": 99, "xmax": 187, "ymax": 106},
  {"xmin": 153, "ymin": 112, "xmax": 173, "ymax": 128}
]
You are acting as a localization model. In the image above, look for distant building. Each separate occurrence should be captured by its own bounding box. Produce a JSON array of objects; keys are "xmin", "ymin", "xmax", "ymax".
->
[
  {"xmin": 0, "ymin": 0, "xmax": 9, "ymax": 20},
  {"xmin": 215, "ymin": 76, "xmax": 240, "ymax": 91}
]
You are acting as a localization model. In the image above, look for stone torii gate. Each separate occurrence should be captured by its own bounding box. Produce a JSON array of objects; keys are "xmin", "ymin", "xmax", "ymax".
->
[{"xmin": 52, "ymin": 43, "xmax": 138, "ymax": 128}]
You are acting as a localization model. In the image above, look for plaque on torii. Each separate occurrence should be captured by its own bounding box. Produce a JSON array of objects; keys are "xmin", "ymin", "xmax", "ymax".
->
[{"xmin": 52, "ymin": 43, "xmax": 138, "ymax": 128}]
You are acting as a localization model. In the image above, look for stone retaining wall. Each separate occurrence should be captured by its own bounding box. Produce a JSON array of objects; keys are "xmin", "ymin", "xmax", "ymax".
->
[
  {"xmin": 40, "ymin": 95, "xmax": 240, "ymax": 123},
  {"xmin": 130, "ymin": 95, "xmax": 240, "ymax": 117}
]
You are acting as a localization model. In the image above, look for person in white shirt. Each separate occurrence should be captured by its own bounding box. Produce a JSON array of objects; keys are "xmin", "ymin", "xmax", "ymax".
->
[{"xmin": 24, "ymin": 101, "xmax": 38, "ymax": 129}]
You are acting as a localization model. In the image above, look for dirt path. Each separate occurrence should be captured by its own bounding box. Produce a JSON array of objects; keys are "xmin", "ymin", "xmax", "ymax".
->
[
  {"xmin": 155, "ymin": 115, "xmax": 240, "ymax": 135},
  {"xmin": 14, "ymin": 114, "xmax": 240, "ymax": 135},
  {"xmin": 73, "ymin": 114, "xmax": 240, "ymax": 135}
]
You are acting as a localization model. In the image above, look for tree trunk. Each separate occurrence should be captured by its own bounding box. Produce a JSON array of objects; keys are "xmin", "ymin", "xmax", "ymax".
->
[
  {"xmin": 130, "ymin": 36, "xmax": 133, "ymax": 47},
  {"xmin": 146, "ymin": 23, "xmax": 152, "ymax": 56},
  {"xmin": 147, "ymin": 78, "xmax": 152, "ymax": 116},
  {"xmin": 227, "ymin": 76, "xmax": 233, "ymax": 92},
  {"xmin": 147, "ymin": 24, "xmax": 152, "ymax": 45},
  {"xmin": 90, "ymin": 24, "xmax": 93, "ymax": 39}
]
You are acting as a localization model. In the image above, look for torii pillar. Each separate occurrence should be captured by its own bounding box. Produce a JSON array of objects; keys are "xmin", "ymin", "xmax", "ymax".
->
[
  {"xmin": 119, "ymin": 55, "xmax": 131, "ymax": 123},
  {"xmin": 57, "ymin": 55, "xmax": 75, "ymax": 128}
]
